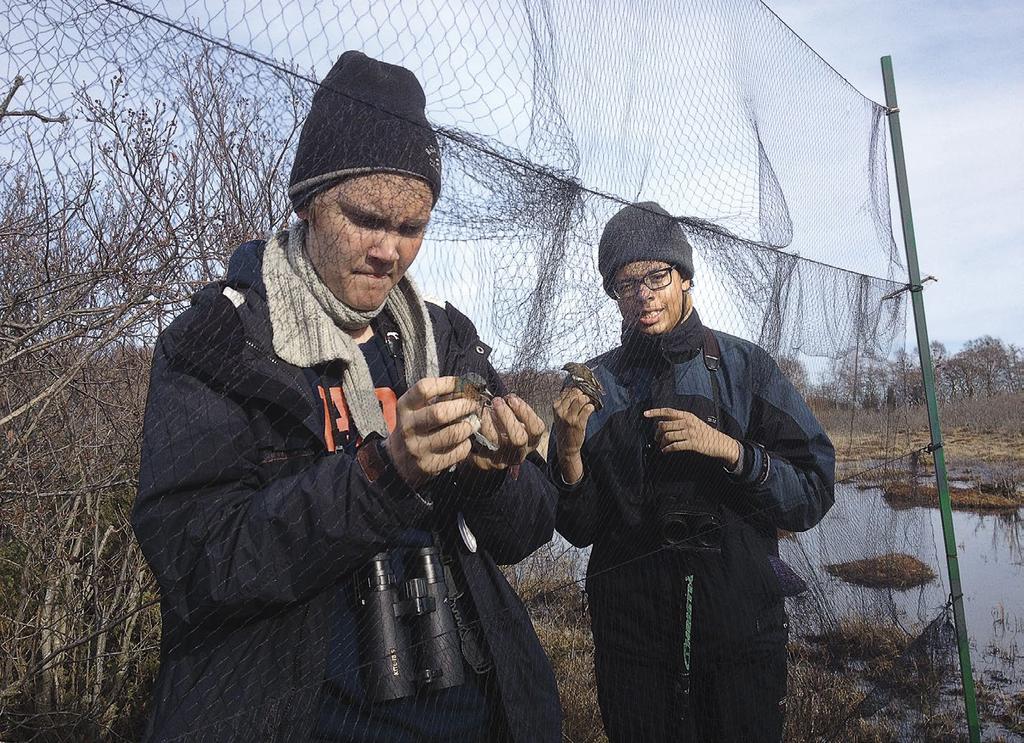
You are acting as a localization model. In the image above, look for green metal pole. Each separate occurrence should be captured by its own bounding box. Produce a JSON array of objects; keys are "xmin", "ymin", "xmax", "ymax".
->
[{"xmin": 880, "ymin": 55, "xmax": 981, "ymax": 742}]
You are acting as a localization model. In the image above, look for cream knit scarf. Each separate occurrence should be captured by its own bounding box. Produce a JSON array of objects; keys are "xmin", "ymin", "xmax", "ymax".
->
[{"xmin": 262, "ymin": 222, "xmax": 439, "ymax": 437}]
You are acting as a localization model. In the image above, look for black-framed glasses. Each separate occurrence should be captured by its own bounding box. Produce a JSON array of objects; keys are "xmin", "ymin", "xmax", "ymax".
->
[{"xmin": 610, "ymin": 266, "xmax": 675, "ymax": 299}]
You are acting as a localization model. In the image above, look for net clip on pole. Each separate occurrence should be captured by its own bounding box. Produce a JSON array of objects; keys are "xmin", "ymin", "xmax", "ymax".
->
[
  {"xmin": 885, "ymin": 105, "xmax": 901, "ymax": 116},
  {"xmin": 881, "ymin": 274, "xmax": 936, "ymax": 301},
  {"xmin": 923, "ymin": 441, "xmax": 943, "ymax": 454}
]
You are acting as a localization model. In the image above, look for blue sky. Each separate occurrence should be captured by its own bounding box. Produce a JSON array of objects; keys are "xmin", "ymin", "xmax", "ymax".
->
[{"xmin": 768, "ymin": 0, "xmax": 1024, "ymax": 351}]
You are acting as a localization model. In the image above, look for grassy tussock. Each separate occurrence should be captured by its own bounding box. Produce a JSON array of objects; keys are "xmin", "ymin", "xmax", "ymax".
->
[
  {"xmin": 824, "ymin": 554, "xmax": 937, "ymax": 590},
  {"xmin": 883, "ymin": 481, "xmax": 1020, "ymax": 511}
]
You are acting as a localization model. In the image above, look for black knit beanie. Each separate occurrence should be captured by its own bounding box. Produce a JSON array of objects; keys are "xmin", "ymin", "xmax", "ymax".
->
[
  {"xmin": 597, "ymin": 202, "xmax": 694, "ymax": 297},
  {"xmin": 288, "ymin": 51, "xmax": 442, "ymax": 210}
]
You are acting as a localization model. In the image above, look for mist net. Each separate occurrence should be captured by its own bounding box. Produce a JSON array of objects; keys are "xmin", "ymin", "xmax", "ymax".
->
[{"xmin": 1, "ymin": 0, "xmax": 975, "ymax": 740}]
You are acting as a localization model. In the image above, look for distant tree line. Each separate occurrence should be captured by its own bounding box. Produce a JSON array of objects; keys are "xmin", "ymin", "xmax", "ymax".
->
[{"xmin": 780, "ymin": 336, "xmax": 1023, "ymax": 411}]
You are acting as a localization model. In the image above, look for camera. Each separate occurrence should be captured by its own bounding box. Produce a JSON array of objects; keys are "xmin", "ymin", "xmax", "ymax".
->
[{"xmin": 356, "ymin": 547, "xmax": 465, "ymax": 702}]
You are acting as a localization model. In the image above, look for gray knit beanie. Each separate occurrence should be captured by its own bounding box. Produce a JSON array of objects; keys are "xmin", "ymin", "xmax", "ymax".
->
[{"xmin": 597, "ymin": 202, "xmax": 694, "ymax": 297}]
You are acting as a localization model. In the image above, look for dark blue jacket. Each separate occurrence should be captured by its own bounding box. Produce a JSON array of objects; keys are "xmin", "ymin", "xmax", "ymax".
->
[
  {"xmin": 552, "ymin": 310, "xmax": 835, "ymax": 662},
  {"xmin": 133, "ymin": 241, "xmax": 562, "ymax": 742}
]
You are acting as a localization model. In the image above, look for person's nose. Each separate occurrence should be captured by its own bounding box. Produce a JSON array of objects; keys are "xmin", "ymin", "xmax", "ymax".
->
[
  {"xmin": 636, "ymin": 283, "xmax": 656, "ymax": 302},
  {"xmin": 366, "ymin": 231, "xmax": 401, "ymax": 266}
]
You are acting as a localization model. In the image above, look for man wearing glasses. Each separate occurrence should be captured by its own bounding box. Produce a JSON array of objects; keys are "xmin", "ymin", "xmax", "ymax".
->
[{"xmin": 550, "ymin": 202, "xmax": 835, "ymax": 742}]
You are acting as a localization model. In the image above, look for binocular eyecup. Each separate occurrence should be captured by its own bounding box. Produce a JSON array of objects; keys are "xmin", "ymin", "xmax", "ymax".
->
[{"xmin": 661, "ymin": 509, "xmax": 724, "ymax": 552}]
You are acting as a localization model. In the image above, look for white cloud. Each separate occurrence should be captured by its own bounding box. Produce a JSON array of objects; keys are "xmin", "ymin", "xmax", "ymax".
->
[{"xmin": 769, "ymin": 0, "xmax": 1024, "ymax": 349}]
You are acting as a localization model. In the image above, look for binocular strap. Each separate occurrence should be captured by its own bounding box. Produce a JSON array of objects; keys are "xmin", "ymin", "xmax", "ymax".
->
[{"xmin": 437, "ymin": 534, "xmax": 494, "ymax": 675}]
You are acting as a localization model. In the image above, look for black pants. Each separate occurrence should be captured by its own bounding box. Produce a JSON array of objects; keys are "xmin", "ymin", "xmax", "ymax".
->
[{"xmin": 594, "ymin": 638, "xmax": 787, "ymax": 743}]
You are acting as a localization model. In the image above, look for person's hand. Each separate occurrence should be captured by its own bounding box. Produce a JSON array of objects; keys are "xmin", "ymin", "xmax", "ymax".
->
[
  {"xmin": 552, "ymin": 387, "xmax": 596, "ymax": 485},
  {"xmin": 644, "ymin": 408, "xmax": 741, "ymax": 468},
  {"xmin": 553, "ymin": 387, "xmax": 595, "ymax": 456},
  {"xmin": 384, "ymin": 377, "xmax": 480, "ymax": 488},
  {"xmin": 469, "ymin": 395, "xmax": 546, "ymax": 472}
]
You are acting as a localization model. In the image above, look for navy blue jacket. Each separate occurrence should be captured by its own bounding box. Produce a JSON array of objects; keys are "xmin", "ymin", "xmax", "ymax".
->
[
  {"xmin": 133, "ymin": 241, "xmax": 562, "ymax": 742},
  {"xmin": 552, "ymin": 310, "xmax": 835, "ymax": 662}
]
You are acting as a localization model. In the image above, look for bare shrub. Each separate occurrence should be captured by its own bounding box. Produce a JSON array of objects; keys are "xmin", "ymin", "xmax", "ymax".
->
[{"xmin": 0, "ymin": 49, "xmax": 303, "ymax": 740}]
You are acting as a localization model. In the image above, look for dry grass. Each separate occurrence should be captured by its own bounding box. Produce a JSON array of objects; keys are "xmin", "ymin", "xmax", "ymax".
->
[
  {"xmin": 839, "ymin": 426, "xmax": 1024, "ymax": 467},
  {"xmin": 801, "ymin": 616, "xmax": 956, "ymax": 740},
  {"xmin": 824, "ymin": 554, "xmax": 937, "ymax": 590},
  {"xmin": 502, "ymin": 547, "xmax": 607, "ymax": 741},
  {"xmin": 821, "ymin": 394, "xmax": 1024, "ymax": 468},
  {"xmin": 811, "ymin": 617, "xmax": 912, "ymax": 665},
  {"xmin": 977, "ymin": 681, "xmax": 1024, "ymax": 737},
  {"xmin": 534, "ymin": 621, "xmax": 607, "ymax": 743},
  {"xmin": 882, "ymin": 481, "xmax": 1021, "ymax": 512},
  {"xmin": 785, "ymin": 641, "xmax": 898, "ymax": 743},
  {"xmin": 1004, "ymin": 691, "xmax": 1024, "ymax": 735},
  {"xmin": 808, "ymin": 616, "xmax": 927, "ymax": 696},
  {"xmin": 916, "ymin": 710, "xmax": 966, "ymax": 743},
  {"xmin": 991, "ymin": 689, "xmax": 1024, "ymax": 737}
]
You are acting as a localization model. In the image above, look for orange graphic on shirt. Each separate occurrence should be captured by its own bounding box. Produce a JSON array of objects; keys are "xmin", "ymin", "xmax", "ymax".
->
[{"xmin": 318, "ymin": 385, "xmax": 398, "ymax": 452}]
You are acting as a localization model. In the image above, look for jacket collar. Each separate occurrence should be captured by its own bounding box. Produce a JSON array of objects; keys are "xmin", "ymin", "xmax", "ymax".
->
[
  {"xmin": 224, "ymin": 239, "xmax": 276, "ymax": 353},
  {"xmin": 174, "ymin": 241, "xmax": 326, "ymax": 444},
  {"xmin": 619, "ymin": 307, "xmax": 706, "ymax": 367}
]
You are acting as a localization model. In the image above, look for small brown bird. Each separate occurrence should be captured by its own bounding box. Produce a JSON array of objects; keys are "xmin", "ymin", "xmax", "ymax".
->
[
  {"xmin": 562, "ymin": 363, "xmax": 604, "ymax": 411},
  {"xmin": 448, "ymin": 372, "xmax": 499, "ymax": 452},
  {"xmin": 452, "ymin": 372, "xmax": 494, "ymax": 406}
]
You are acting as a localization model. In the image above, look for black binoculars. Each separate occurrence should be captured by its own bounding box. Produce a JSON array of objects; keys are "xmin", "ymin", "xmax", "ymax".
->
[
  {"xmin": 356, "ymin": 547, "xmax": 465, "ymax": 702},
  {"xmin": 661, "ymin": 508, "xmax": 724, "ymax": 551}
]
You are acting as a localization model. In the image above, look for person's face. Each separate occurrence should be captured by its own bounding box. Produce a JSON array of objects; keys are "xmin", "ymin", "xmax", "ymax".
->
[
  {"xmin": 612, "ymin": 260, "xmax": 691, "ymax": 335},
  {"xmin": 301, "ymin": 173, "xmax": 433, "ymax": 311}
]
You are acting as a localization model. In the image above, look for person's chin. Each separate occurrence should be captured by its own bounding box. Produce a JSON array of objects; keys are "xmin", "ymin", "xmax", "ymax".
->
[
  {"xmin": 347, "ymin": 276, "xmax": 394, "ymax": 308},
  {"xmin": 637, "ymin": 323, "xmax": 667, "ymax": 336}
]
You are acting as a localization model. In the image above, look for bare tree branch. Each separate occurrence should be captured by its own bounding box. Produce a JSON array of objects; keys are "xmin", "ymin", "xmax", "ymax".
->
[
  {"xmin": 0, "ymin": 75, "xmax": 23, "ymax": 117},
  {"xmin": 0, "ymin": 596, "xmax": 159, "ymax": 700},
  {"xmin": 1, "ymin": 75, "xmax": 67, "ymax": 124}
]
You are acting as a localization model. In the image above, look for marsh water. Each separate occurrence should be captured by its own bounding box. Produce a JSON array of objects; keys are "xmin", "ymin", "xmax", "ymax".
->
[{"xmin": 781, "ymin": 483, "xmax": 1023, "ymax": 737}]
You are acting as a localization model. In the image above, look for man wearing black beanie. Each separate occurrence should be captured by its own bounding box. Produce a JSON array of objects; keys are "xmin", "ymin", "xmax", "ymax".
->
[
  {"xmin": 134, "ymin": 51, "xmax": 562, "ymax": 742},
  {"xmin": 289, "ymin": 50, "xmax": 443, "ymax": 211},
  {"xmin": 549, "ymin": 202, "xmax": 835, "ymax": 742}
]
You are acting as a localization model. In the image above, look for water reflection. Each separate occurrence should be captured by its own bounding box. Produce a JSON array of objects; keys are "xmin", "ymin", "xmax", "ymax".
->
[{"xmin": 781, "ymin": 485, "xmax": 1023, "ymax": 696}]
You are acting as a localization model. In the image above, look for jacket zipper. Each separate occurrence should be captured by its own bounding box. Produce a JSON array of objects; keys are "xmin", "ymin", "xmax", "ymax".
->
[{"xmin": 245, "ymin": 338, "xmax": 282, "ymax": 366}]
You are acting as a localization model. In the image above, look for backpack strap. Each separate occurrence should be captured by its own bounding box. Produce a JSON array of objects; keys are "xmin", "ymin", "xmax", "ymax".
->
[{"xmin": 701, "ymin": 328, "xmax": 722, "ymax": 430}]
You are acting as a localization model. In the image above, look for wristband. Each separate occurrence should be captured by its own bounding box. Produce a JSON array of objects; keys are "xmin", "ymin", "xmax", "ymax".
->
[
  {"xmin": 753, "ymin": 443, "xmax": 772, "ymax": 486},
  {"xmin": 356, "ymin": 432, "xmax": 430, "ymax": 506}
]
